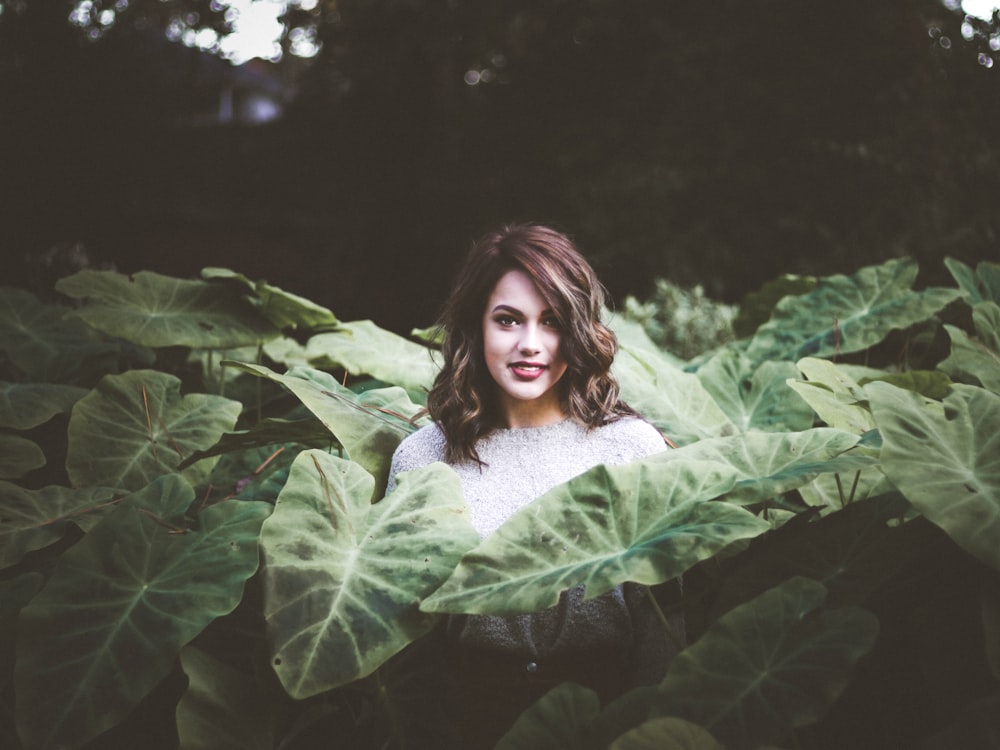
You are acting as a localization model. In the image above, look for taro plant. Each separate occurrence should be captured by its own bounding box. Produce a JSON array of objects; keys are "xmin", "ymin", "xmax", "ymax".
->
[{"xmin": 0, "ymin": 255, "xmax": 998, "ymax": 749}]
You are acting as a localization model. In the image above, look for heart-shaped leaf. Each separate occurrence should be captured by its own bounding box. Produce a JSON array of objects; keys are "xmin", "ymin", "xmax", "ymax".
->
[
  {"xmin": 66, "ymin": 369, "xmax": 242, "ymax": 491},
  {"xmin": 939, "ymin": 302, "xmax": 1000, "ymax": 394},
  {"xmin": 746, "ymin": 257, "xmax": 960, "ymax": 363},
  {"xmin": 262, "ymin": 450, "xmax": 476, "ymax": 698},
  {"xmin": 0, "ymin": 287, "xmax": 121, "ymax": 382},
  {"xmin": 56, "ymin": 270, "xmax": 278, "ymax": 348},
  {"xmin": 422, "ymin": 458, "xmax": 766, "ymax": 615},
  {"xmin": 0, "ymin": 433, "xmax": 45, "ymax": 479},
  {"xmin": 495, "ymin": 682, "xmax": 601, "ymax": 750},
  {"xmin": 609, "ymin": 717, "xmax": 725, "ymax": 750},
  {"xmin": 175, "ymin": 646, "xmax": 275, "ymax": 750},
  {"xmin": 15, "ymin": 475, "xmax": 270, "ymax": 750},
  {"xmin": 652, "ymin": 577, "xmax": 879, "ymax": 746},
  {"xmin": 612, "ymin": 331, "xmax": 737, "ymax": 446},
  {"xmin": 659, "ymin": 429, "xmax": 863, "ymax": 506},
  {"xmin": 695, "ymin": 350, "xmax": 814, "ymax": 433},
  {"xmin": 867, "ymin": 382, "xmax": 1000, "ymax": 573},
  {"xmin": 0, "ymin": 481, "xmax": 121, "ymax": 570},
  {"xmin": 0, "ymin": 382, "xmax": 88, "ymax": 430}
]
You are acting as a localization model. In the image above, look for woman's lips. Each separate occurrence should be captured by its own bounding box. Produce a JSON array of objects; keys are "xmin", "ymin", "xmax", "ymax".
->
[{"xmin": 509, "ymin": 363, "xmax": 547, "ymax": 380}]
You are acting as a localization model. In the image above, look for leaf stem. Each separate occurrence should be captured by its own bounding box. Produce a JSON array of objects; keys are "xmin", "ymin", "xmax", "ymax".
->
[{"xmin": 645, "ymin": 586, "xmax": 684, "ymax": 652}]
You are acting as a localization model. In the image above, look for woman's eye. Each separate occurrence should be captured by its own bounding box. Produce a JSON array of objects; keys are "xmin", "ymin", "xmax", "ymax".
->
[
  {"xmin": 543, "ymin": 317, "xmax": 560, "ymax": 329},
  {"xmin": 495, "ymin": 315, "xmax": 517, "ymax": 327}
]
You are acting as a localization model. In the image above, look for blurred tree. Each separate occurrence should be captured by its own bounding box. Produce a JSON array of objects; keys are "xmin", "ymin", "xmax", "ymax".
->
[{"xmin": 1, "ymin": 0, "xmax": 997, "ymax": 331}]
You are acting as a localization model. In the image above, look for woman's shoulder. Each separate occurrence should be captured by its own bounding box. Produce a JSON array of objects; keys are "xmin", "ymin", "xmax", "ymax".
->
[
  {"xmin": 595, "ymin": 416, "xmax": 669, "ymax": 460},
  {"xmin": 390, "ymin": 422, "xmax": 447, "ymax": 473}
]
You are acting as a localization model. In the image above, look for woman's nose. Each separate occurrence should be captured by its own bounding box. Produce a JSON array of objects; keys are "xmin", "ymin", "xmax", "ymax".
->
[{"xmin": 518, "ymin": 324, "xmax": 541, "ymax": 354}]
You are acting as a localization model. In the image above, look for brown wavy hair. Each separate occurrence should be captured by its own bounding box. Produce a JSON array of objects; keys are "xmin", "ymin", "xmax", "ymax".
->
[{"xmin": 426, "ymin": 223, "xmax": 637, "ymax": 465}]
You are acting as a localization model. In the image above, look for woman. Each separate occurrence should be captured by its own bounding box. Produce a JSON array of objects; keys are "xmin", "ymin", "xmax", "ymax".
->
[{"xmin": 388, "ymin": 223, "xmax": 682, "ymax": 747}]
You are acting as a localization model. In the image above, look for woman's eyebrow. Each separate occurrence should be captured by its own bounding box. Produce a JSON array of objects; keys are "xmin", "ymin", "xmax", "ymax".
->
[
  {"xmin": 490, "ymin": 304, "xmax": 523, "ymax": 315},
  {"xmin": 490, "ymin": 304, "xmax": 556, "ymax": 316}
]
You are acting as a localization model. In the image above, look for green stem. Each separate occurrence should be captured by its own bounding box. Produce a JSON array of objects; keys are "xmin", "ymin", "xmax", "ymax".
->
[
  {"xmin": 847, "ymin": 469, "xmax": 862, "ymax": 505},
  {"xmin": 645, "ymin": 586, "xmax": 684, "ymax": 652},
  {"xmin": 834, "ymin": 472, "xmax": 846, "ymax": 509}
]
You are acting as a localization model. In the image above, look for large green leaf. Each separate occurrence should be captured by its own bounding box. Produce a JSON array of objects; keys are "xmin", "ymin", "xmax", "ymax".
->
[
  {"xmin": 302, "ymin": 321, "xmax": 441, "ymax": 397},
  {"xmin": 613, "ymin": 338, "xmax": 736, "ymax": 446},
  {"xmin": 945, "ymin": 257, "xmax": 1000, "ymax": 305},
  {"xmin": 695, "ymin": 349, "xmax": 814, "ymax": 432},
  {"xmin": 939, "ymin": 302, "xmax": 1000, "ymax": 394},
  {"xmin": 659, "ymin": 429, "xmax": 864, "ymax": 506},
  {"xmin": 66, "ymin": 369, "xmax": 242, "ymax": 491},
  {"xmin": 609, "ymin": 718, "xmax": 725, "ymax": 750},
  {"xmin": 0, "ymin": 287, "xmax": 121, "ymax": 382},
  {"xmin": 798, "ymin": 465, "xmax": 893, "ymax": 514},
  {"xmin": 652, "ymin": 577, "xmax": 879, "ymax": 746},
  {"xmin": 0, "ymin": 482, "xmax": 121, "ymax": 570},
  {"xmin": 745, "ymin": 258, "xmax": 960, "ymax": 363},
  {"xmin": 0, "ymin": 433, "xmax": 45, "ymax": 479},
  {"xmin": 175, "ymin": 646, "xmax": 275, "ymax": 750},
  {"xmin": 0, "ymin": 382, "xmax": 88, "ymax": 430},
  {"xmin": 867, "ymin": 382, "xmax": 1000, "ymax": 572},
  {"xmin": 495, "ymin": 682, "xmax": 601, "ymax": 750},
  {"xmin": 788, "ymin": 358, "xmax": 877, "ymax": 434},
  {"xmin": 201, "ymin": 266, "xmax": 339, "ymax": 331},
  {"xmin": 14, "ymin": 475, "xmax": 270, "ymax": 750},
  {"xmin": 262, "ymin": 450, "xmax": 476, "ymax": 698},
  {"xmin": 55, "ymin": 270, "xmax": 279, "ymax": 348},
  {"xmin": 421, "ymin": 458, "xmax": 767, "ymax": 615},
  {"xmin": 229, "ymin": 363, "xmax": 425, "ymax": 493}
]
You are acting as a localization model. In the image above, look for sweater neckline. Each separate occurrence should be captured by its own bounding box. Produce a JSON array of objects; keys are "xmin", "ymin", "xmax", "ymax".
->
[{"xmin": 487, "ymin": 417, "xmax": 581, "ymax": 439}]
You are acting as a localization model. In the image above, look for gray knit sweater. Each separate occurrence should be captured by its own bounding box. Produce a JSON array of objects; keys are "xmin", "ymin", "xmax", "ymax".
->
[{"xmin": 388, "ymin": 417, "xmax": 681, "ymax": 681}]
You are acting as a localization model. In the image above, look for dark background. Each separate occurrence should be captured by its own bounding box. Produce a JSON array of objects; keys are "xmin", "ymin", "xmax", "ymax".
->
[{"xmin": 2, "ymin": 0, "xmax": 998, "ymax": 334}]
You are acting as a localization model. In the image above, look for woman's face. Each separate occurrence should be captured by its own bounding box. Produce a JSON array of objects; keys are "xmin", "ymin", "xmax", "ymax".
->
[{"xmin": 481, "ymin": 269, "xmax": 569, "ymax": 427}]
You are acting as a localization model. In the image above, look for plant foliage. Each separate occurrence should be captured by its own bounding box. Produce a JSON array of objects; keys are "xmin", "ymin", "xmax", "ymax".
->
[{"xmin": 1, "ymin": 256, "xmax": 998, "ymax": 749}]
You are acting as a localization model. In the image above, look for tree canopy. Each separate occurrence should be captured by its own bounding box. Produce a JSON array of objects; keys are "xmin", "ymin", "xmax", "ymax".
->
[{"xmin": 2, "ymin": 0, "xmax": 997, "ymax": 331}]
